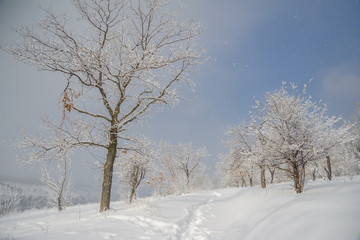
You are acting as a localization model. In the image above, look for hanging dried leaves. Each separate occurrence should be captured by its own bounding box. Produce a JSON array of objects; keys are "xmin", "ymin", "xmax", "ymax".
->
[{"xmin": 61, "ymin": 88, "xmax": 81, "ymax": 112}]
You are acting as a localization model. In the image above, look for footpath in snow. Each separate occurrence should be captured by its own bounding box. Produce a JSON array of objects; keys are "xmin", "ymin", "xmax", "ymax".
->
[{"xmin": 1, "ymin": 177, "xmax": 360, "ymax": 240}]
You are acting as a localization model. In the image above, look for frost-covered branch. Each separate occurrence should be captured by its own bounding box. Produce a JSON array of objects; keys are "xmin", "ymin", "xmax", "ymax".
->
[{"xmin": 16, "ymin": 117, "xmax": 107, "ymax": 165}]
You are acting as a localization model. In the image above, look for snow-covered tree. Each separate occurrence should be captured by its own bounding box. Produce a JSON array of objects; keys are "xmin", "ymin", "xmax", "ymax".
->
[
  {"xmin": 0, "ymin": 184, "xmax": 20, "ymax": 217},
  {"xmin": 149, "ymin": 142, "xmax": 208, "ymax": 195},
  {"xmin": 219, "ymin": 122, "xmax": 260, "ymax": 188},
  {"xmin": 40, "ymin": 157, "xmax": 73, "ymax": 211},
  {"xmin": 6, "ymin": 0, "xmax": 204, "ymax": 212},
  {"xmin": 352, "ymin": 106, "xmax": 360, "ymax": 160},
  {"xmin": 116, "ymin": 144, "xmax": 154, "ymax": 203},
  {"xmin": 250, "ymin": 83, "xmax": 352, "ymax": 193},
  {"xmin": 219, "ymin": 119, "xmax": 282, "ymax": 189},
  {"xmin": 220, "ymin": 83, "xmax": 354, "ymax": 193},
  {"xmin": 175, "ymin": 143, "xmax": 208, "ymax": 190},
  {"xmin": 318, "ymin": 108, "xmax": 360, "ymax": 179},
  {"xmin": 15, "ymin": 117, "xmax": 74, "ymax": 211},
  {"xmin": 325, "ymin": 142, "xmax": 359, "ymax": 178}
]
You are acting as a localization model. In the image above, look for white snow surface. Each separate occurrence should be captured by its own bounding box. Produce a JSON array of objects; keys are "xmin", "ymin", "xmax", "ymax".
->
[{"xmin": 1, "ymin": 177, "xmax": 360, "ymax": 240}]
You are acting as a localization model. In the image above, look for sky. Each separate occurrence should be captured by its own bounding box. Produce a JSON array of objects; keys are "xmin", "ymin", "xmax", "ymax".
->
[{"xmin": 0, "ymin": 0, "xmax": 359, "ymax": 187}]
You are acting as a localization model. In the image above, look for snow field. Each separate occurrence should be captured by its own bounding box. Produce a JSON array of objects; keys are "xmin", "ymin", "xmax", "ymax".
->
[{"xmin": 1, "ymin": 177, "xmax": 360, "ymax": 240}]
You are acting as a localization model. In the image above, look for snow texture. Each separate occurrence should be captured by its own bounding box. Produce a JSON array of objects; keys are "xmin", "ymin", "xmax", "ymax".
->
[{"xmin": 1, "ymin": 177, "xmax": 360, "ymax": 240}]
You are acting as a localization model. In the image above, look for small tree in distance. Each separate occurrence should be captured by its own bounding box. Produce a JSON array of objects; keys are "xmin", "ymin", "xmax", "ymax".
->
[
  {"xmin": 116, "ymin": 147, "xmax": 153, "ymax": 203},
  {"xmin": 175, "ymin": 143, "xmax": 208, "ymax": 190},
  {"xmin": 41, "ymin": 157, "xmax": 73, "ymax": 211},
  {"xmin": 352, "ymin": 106, "xmax": 360, "ymax": 163},
  {"xmin": 5, "ymin": 0, "xmax": 205, "ymax": 212},
  {"xmin": 148, "ymin": 142, "xmax": 208, "ymax": 196},
  {"xmin": 0, "ymin": 185, "xmax": 21, "ymax": 217},
  {"xmin": 219, "ymin": 122, "xmax": 261, "ymax": 188}
]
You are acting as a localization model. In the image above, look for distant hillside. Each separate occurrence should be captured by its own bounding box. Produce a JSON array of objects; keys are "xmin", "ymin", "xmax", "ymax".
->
[{"xmin": 0, "ymin": 175, "xmax": 99, "ymax": 213}]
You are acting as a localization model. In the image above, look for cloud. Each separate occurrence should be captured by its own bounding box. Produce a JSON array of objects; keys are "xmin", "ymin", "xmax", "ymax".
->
[
  {"xmin": 178, "ymin": 0, "xmax": 281, "ymax": 56},
  {"xmin": 320, "ymin": 63, "xmax": 360, "ymax": 100},
  {"xmin": 317, "ymin": 62, "xmax": 360, "ymax": 118}
]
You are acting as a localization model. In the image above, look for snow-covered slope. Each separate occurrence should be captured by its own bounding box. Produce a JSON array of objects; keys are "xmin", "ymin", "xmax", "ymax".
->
[{"xmin": 1, "ymin": 177, "xmax": 360, "ymax": 240}]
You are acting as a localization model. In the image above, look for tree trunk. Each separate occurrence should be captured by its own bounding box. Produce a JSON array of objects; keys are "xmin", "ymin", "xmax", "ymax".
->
[
  {"xmin": 300, "ymin": 164, "xmax": 305, "ymax": 192},
  {"xmin": 324, "ymin": 156, "xmax": 332, "ymax": 181},
  {"xmin": 293, "ymin": 174, "xmax": 302, "ymax": 193},
  {"xmin": 129, "ymin": 187, "xmax": 136, "ymax": 204},
  {"xmin": 100, "ymin": 127, "xmax": 118, "ymax": 212},
  {"xmin": 268, "ymin": 167, "xmax": 275, "ymax": 184},
  {"xmin": 260, "ymin": 168, "xmax": 266, "ymax": 188},
  {"xmin": 57, "ymin": 196, "xmax": 63, "ymax": 212},
  {"xmin": 57, "ymin": 161, "xmax": 66, "ymax": 212},
  {"xmin": 312, "ymin": 168, "xmax": 316, "ymax": 181},
  {"xmin": 129, "ymin": 167, "xmax": 140, "ymax": 204},
  {"xmin": 292, "ymin": 163, "xmax": 303, "ymax": 194},
  {"xmin": 186, "ymin": 172, "xmax": 191, "ymax": 190},
  {"xmin": 241, "ymin": 173, "xmax": 247, "ymax": 187}
]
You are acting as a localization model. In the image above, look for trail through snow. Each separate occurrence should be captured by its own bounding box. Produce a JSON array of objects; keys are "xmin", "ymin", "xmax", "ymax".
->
[
  {"xmin": 1, "ymin": 177, "xmax": 360, "ymax": 240},
  {"xmin": 180, "ymin": 191, "xmax": 221, "ymax": 240}
]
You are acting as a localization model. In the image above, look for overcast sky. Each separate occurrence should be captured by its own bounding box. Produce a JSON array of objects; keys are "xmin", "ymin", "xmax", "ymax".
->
[{"xmin": 0, "ymin": 0, "xmax": 359, "ymax": 187}]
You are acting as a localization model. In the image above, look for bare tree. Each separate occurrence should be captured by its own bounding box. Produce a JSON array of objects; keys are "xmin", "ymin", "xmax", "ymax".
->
[
  {"xmin": 149, "ymin": 142, "xmax": 207, "ymax": 195},
  {"xmin": 219, "ymin": 122, "xmax": 264, "ymax": 188},
  {"xmin": 116, "ymin": 146, "xmax": 153, "ymax": 203},
  {"xmin": 6, "ymin": 0, "xmax": 204, "ymax": 211},
  {"xmin": 267, "ymin": 166, "xmax": 276, "ymax": 184},
  {"xmin": 175, "ymin": 143, "xmax": 208, "ymax": 190},
  {"xmin": 41, "ymin": 157, "xmax": 73, "ymax": 211},
  {"xmin": 0, "ymin": 184, "xmax": 21, "ymax": 217}
]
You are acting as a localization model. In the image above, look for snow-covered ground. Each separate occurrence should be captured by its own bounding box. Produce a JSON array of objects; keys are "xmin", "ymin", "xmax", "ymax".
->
[{"xmin": 1, "ymin": 177, "xmax": 360, "ymax": 240}]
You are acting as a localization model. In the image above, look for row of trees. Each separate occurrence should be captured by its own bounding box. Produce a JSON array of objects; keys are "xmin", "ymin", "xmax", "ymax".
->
[
  {"xmin": 219, "ymin": 83, "xmax": 360, "ymax": 193},
  {"xmin": 18, "ymin": 126, "xmax": 209, "ymax": 211},
  {"xmin": 117, "ymin": 142, "xmax": 208, "ymax": 203}
]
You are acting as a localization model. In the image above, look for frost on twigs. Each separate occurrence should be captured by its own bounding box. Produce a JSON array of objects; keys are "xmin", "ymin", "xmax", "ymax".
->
[
  {"xmin": 0, "ymin": 184, "xmax": 20, "ymax": 217},
  {"xmin": 115, "ymin": 136, "xmax": 154, "ymax": 203},
  {"xmin": 40, "ymin": 156, "xmax": 73, "ymax": 211},
  {"xmin": 15, "ymin": 117, "xmax": 75, "ymax": 211},
  {"xmin": 147, "ymin": 141, "xmax": 208, "ymax": 196}
]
